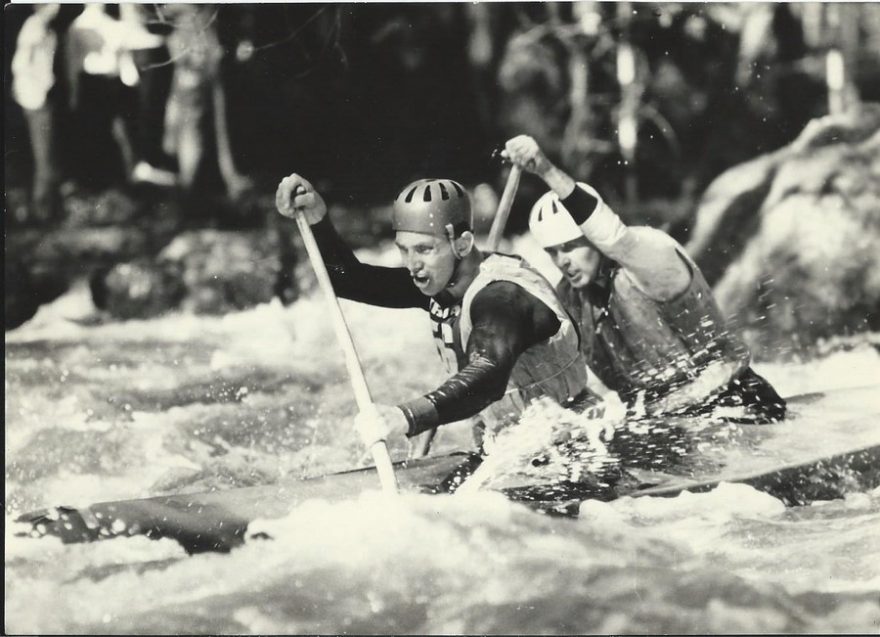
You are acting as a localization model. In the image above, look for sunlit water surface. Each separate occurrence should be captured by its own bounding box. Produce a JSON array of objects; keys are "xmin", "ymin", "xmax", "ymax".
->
[{"xmin": 6, "ymin": 240, "xmax": 880, "ymax": 634}]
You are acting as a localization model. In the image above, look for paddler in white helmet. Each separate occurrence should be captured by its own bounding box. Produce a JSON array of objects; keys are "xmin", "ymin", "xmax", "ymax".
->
[
  {"xmin": 275, "ymin": 172, "xmax": 599, "ymax": 453},
  {"xmin": 503, "ymin": 135, "xmax": 786, "ymax": 423}
]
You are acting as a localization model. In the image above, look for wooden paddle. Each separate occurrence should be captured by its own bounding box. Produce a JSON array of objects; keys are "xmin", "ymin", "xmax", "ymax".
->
[
  {"xmin": 291, "ymin": 193, "xmax": 398, "ymax": 494},
  {"xmin": 487, "ymin": 164, "xmax": 523, "ymax": 251},
  {"xmin": 409, "ymin": 162, "xmax": 523, "ymax": 459}
]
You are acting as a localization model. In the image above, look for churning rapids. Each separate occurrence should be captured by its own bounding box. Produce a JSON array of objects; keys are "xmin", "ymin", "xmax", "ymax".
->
[{"xmin": 5, "ymin": 238, "xmax": 880, "ymax": 634}]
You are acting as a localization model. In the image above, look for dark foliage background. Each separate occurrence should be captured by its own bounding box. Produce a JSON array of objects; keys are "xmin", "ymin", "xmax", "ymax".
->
[
  {"xmin": 5, "ymin": 3, "xmax": 880, "ymax": 339},
  {"xmin": 7, "ymin": 3, "xmax": 876, "ymax": 205}
]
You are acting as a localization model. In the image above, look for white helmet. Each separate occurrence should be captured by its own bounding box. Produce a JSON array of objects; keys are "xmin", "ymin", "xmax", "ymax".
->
[{"xmin": 528, "ymin": 182, "xmax": 599, "ymax": 249}]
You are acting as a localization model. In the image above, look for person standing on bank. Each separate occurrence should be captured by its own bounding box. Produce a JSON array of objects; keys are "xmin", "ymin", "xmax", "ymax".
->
[
  {"xmin": 276, "ymin": 173, "xmax": 599, "ymax": 453},
  {"xmin": 503, "ymin": 135, "xmax": 786, "ymax": 424},
  {"xmin": 11, "ymin": 3, "xmax": 63, "ymax": 223}
]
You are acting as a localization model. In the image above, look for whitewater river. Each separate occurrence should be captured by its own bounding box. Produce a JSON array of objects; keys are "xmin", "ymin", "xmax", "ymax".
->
[{"xmin": 6, "ymin": 239, "xmax": 880, "ymax": 634}]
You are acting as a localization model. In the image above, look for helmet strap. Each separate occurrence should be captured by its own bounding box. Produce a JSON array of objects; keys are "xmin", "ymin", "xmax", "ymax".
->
[
  {"xmin": 440, "ymin": 229, "xmax": 478, "ymax": 302},
  {"xmin": 445, "ymin": 224, "xmax": 462, "ymax": 259},
  {"xmin": 447, "ymin": 226, "xmax": 465, "ymax": 289},
  {"xmin": 446, "ymin": 224, "xmax": 474, "ymax": 260}
]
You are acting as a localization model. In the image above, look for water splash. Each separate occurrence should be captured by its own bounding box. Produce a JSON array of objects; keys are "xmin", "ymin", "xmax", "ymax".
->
[{"xmin": 458, "ymin": 397, "xmax": 625, "ymax": 494}]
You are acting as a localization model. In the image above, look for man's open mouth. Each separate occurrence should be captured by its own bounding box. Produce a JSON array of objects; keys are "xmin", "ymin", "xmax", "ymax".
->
[{"xmin": 413, "ymin": 274, "xmax": 429, "ymax": 286}]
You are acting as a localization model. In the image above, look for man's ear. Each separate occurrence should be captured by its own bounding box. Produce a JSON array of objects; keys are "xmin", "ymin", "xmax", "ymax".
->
[{"xmin": 454, "ymin": 231, "xmax": 475, "ymax": 257}]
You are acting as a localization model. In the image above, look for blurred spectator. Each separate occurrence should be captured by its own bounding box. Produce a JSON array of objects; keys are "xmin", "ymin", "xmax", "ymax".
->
[
  {"xmin": 163, "ymin": 4, "xmax": 251, "ymax": 200},
  {"xmin": 11, "ymin": 3, "xmax": 62, "ymax": 223},
  {"xmin": 119, "ymin": 4, "xmax": 177, "ymax": 186},
  {"xmin": 65, "ymin": 4, "xmax": 167, "ymax": 188}
]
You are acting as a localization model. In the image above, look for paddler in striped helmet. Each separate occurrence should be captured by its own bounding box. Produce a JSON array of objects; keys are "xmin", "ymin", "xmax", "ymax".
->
[
  {"xmin": 503, "ymin": 135, "xmax": 786, "ymax": 424},
  {"xmin": 276, "ymin": 172, "xmax": 600, "ymax": 453}
]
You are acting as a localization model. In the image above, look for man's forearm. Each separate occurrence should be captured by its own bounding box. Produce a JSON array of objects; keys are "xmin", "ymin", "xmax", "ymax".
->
[
  {"xmin": 538, "ymin": 163, "xmax": 578, "ymax": 200},
  {"xmin": 537, "ymin": 163, "xmax": 625, "ymax": 253},
  {"xmin": 398, "ymin": 353, "xmax": 511, "ymax": 436}
]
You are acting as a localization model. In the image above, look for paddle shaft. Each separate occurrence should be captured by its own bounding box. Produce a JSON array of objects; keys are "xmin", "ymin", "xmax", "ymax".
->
[
  {"xmin": 293, "ymin": 211, "xmax": 399, "ymax": 494},
  {"xmin": 410, "ymin": 163, "xmax": 523, "ymax": 459},
  {"xmin": 487, "ymin": 164, "xmax": 523, "ymax": 251}
]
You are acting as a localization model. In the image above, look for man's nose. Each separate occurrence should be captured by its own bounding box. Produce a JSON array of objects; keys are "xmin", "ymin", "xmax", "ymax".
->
[{"xmin": 406, "ymin": 253, "xmax": 422, "ymax": 271}]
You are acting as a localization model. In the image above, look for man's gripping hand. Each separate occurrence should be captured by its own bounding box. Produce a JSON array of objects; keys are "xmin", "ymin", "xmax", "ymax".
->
[
  {"xmin": 354, "ymin": 403, "xmax": 409, "ymax": 448},
  {"xmin": 502, "ymin": 135, "xmax": 553, "ymax": 177},
  {"xmin": 275, "ymin": 173, "xmax": 327, "ymax": 224}
]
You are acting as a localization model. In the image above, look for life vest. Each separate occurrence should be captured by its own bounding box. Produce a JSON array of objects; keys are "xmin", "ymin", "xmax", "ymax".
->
[
  {"xmin": 429, "ymin": 253, "xmax": 590, "ymax": 432},
  {"xmin": 560, "ymin": 246, "xmax": 750, "ymax": 415}
]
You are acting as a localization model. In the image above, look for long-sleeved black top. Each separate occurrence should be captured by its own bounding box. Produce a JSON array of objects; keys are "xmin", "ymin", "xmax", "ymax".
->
[{"xmin": 310, "ymin": 217, "xmax": 561, "ymax": 435}]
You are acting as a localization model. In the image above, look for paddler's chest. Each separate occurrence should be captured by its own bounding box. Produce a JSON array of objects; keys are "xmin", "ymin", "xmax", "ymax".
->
[{"xmin": 428, "ymin": 298, "xmax": 465, "ymax": 373}]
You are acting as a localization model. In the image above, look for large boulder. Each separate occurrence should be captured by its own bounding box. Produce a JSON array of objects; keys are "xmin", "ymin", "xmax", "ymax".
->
[
  {"xmin": 62, "ymin": 188, "xmax": 141, "ymax": 227},
  {"xmin": 687, "ymin": 104, "xmax": 880, "ymax": 358},
  {"xmin": 90, "ymin": 260, "xmax": 187, "ymax": 320},
  {"xmin": 91, "ymin": 229, "xmax": 301, "ymax": 319},
  {"xmin": 161, "ymin": 230, "xmax": 289, "ymax": 314},
  {"xmin": 4, "ymin": 258, "xmax": 70, "ymax": 330},
  {"xmin": 5, "ymin": 195, "xmax": 156, "ymax": 330}
]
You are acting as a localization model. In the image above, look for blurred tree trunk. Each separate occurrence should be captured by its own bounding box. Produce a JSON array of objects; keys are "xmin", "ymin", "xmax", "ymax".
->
[
  {"xmin": 803, "ymin": 3, "xmax": 861, "ymax": 115},
  {"xmin": 836, "ymin": 4, "xmax": 861, "ymax": 113},
  {"xmin": 615, "ymin": 2, "xmax": 640, "ymax": 204},
  {"xmin": 212, "ymin": 80, "xmax": 251, "ymax": 199},
  {"xmin": 466, "ymin": 3, "xmax": 495, "ymax": 135},
  {"xmin": 561, "ymin": 41, "xmax": 590, "ymax": 177},
  {"xmin": 560, "ymin": 2, "xmax": 603, "ymax": 181}
]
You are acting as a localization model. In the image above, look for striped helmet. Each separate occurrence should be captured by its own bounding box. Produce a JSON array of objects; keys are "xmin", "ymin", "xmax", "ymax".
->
[
  {"xmin": 392, "ymin": 179, "xmax": 472, "ymax": 239},
  {"xmin": 528, "ymin": 183, "xmax": 595, "ymax": 248}
]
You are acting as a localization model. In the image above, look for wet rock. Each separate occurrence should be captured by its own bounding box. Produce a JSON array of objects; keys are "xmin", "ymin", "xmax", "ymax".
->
[
  {"xmin": 4, "ymin": 258, "xmax": 69, "ymax": 330},
  {"xmin": 32, "ymin": 227, "xmax": 152, "ymax": 264},
  {"xmin": 687, "ymin": 104, "xmax": 880, "ymax": 357},
  {"xmin": 62, "ymin": 188, "xmax": 141, "ymax": 227},
  {"xmin": 6, "ymin": 224, "xmax": 149, "ymax": 331},
  {"xmin": 90, "ymin": 260, "xmax": 186, "ymax": 320},
  {"xmin": 6, "ymin": 219, "xmax": 166, "ymax": 330},
  {"xmin": 6, "ymin": 187, "xmax": 31, "ymax": 226},
  {"xmin": 87, "ymin": 226, "xmax": 302, "ymax": 320},
  {"xmin": 159, "ymin": 229, "xmax": 287, "ymax": 314}
]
